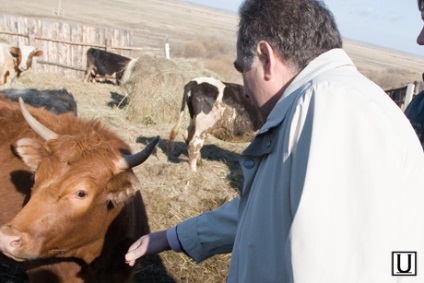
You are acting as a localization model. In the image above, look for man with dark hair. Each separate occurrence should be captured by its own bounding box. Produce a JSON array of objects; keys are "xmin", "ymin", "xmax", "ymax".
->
[
  {"xmin": 126, "ymin": 0, "xmax": 424, "ymax": 281},
  {"xmin": 403, "ymin": 0, "xmax": 424, "ymax": 148}
]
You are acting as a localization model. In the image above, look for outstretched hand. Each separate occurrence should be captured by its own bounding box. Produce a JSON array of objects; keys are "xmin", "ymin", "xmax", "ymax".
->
[{"xmin": 125, "ymin": 230, "xmax": 170, "ymax": 266}]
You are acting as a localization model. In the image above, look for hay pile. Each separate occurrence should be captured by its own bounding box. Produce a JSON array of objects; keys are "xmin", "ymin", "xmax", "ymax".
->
[{"xmin": 122, "ymin": 55, "xmax": 220, "ymax": 125}]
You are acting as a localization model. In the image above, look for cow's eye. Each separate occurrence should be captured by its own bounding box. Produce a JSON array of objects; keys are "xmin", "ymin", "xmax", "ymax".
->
[{"xmin": 75, "ymin": 190, "xmax": 87, "ymax": 198}]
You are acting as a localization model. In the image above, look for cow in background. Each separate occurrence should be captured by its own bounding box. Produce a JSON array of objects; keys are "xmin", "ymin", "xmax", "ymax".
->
[
  {"xmin": 84, "ymin": 48, "xmax": 132, "ymax": 85},
  {"xmin": 0, "ymin": 88, "xmax": 78, "ymax": 116},
  {"xmin": 168, "ymin": 77, "xmax": 263, "ymax": 171},
  {"xmin": 0, "ymin": 43, "xmax": 43, "ymax": 88},
  {"xmin": 0, "ymin": 96, "xmax": 159, "ymax": 282}
]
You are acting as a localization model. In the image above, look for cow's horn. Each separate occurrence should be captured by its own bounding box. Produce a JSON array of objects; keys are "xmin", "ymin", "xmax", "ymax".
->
[
  {"xmin": 19, "ymin": 97, "xmax": 59, "ymax": 140},
  {"xmin": 116, "ymin": 136, "xmax": 160, "ymax": 171}
]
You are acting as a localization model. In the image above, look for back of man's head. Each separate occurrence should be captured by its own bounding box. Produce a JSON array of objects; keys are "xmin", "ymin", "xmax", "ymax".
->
[{"xmin": 237, "ymin": 0, "xmax": 342, "ymax": 71}]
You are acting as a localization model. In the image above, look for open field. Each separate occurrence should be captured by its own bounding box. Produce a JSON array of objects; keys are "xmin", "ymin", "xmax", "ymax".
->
[
  {"xmin": 1, "ymin": 0, "xmax": 424, "ymax": 282},
  {"xmin": 1, "ymin": 0, "xmax": 424, "ymax": 87}
]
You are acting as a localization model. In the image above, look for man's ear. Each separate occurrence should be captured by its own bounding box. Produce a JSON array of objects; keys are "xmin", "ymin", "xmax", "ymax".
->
[{"xmin": 256, "ymin": 41, "xmax": 276, "ymax": 81}]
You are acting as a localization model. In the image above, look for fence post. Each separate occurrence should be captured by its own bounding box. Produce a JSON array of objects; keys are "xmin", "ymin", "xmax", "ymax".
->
[
  {"xmin": 402, "ymin": 83, "xmax": 415, "ymax": 111},
  {"xmin": 165, "ymin": 38, "xmax": 170, "ymax": 60}
]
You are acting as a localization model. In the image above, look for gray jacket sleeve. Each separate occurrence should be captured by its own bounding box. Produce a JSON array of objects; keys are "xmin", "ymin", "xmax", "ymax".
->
[{"xmin": 176, "ymin": 197, "xmax": 240, "ymax": 263}]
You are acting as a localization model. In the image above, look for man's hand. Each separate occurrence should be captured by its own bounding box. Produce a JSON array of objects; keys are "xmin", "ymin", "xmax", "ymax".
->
[{"xmin": 125, "ymin": 230, "xmax": 170, "ymax": 266}]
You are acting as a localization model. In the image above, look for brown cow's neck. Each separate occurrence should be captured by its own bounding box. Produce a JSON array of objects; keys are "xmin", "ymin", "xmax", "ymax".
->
[{"xmin": 67, "ymin": 238, "xmax": 105, "ymax": 264}]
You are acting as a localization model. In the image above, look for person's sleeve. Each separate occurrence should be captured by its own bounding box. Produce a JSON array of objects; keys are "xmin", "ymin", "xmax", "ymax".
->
[
  {"xmin": 166, "ymin": 226, "xmax": 183, "ymax": 252},
  {"xmin": 174, "ymin": 197, "xmax": 240, "ymax": 263}
]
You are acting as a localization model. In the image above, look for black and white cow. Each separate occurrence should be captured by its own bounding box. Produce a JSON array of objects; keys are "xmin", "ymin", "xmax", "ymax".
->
[
  {"xmin": 0, "ymin": 88, "xmax": 77, "ymax": 116},
  {"xmin": 84, "ymin": 48, "xmax": 132, "ymax": 85},
  {"xmin": 168, "ymin": 77, "xmax": 263, "ymax": 171}
]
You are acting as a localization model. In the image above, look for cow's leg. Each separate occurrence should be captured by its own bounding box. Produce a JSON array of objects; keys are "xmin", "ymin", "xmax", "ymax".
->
[
  {"xmin": 84, "ymin": 65, "xmax": 95, "ymax": 83},
  {"xmin": 184, "ymin": 119, "xmax": 195, "ymax": 145},
  {"xmin": 185, "ymin": 119, "xmax": 200, "ymax": 171},
  {"xmin": 90, "ymin": 69, "xmax": 97, "ymax": 83},
  {"xmin": 3, "ymin": 70, "xmax": 13, "ymax": 88},
  {"xmin": 1, "ymin": 62, "xmax": 15, "ymax": 88},
  {"xmin": 188, "ymin": 131, "xmax": 205, "ymax": 172},
  {"xmin": 186, "ymin": 110, "xmax": 221, "ymax": 171},
  {"xmin": 197, "ymin": 131, "xmax": 208, "ymax": 167}
]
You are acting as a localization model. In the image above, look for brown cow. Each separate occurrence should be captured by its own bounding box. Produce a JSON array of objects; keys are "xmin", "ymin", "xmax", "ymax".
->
[
  {"xmin": 168, "ymin": 77, "xmax": 263, "ymax": 171},
  {"xmin": 0, "ymin": 43, "xmax": 43, "ymax": 88},
  {"xmin": 0, "ymin": 97, "xmax": 159, "ymax": 282}
]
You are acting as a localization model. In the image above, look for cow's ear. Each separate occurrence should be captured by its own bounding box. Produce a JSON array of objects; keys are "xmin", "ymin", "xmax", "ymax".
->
[
  {"xmin": 106, "ymin": 171, "xmax": 141, "ymax": 205},
  {"xmin": 13, "ymin": 138, "xmax": 49, "ymax": 171},
  {"xmin": 9, "ymin": 47, "xmax": 19, "ymax": 58},
  {"xmin": 33, "ymin": 50, "xmax": 43, "ymax": 57}
]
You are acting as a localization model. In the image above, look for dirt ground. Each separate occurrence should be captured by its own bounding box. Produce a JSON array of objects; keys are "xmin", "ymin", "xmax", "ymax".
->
[{"xmin": 1, "ymin": 0, "xmax": 424, "ymax": 282}]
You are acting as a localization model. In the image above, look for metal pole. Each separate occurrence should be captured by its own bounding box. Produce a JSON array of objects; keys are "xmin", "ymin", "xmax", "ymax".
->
[{"xmin": 56, "ymin": 0, "xmax": 62, "ymax": 16}]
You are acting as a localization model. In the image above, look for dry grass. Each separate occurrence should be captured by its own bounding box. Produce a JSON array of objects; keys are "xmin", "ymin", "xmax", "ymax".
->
[
  {"xmin": 172, "ymin": 35, "xmax": 242, "ymax": 83},
  {"xmin": 343, "ymin": 41, "xmax": 424, "ymax": 90},
  {"xmin": 172, "ymin": 35, "xmax": 235, "ymax": 60}
]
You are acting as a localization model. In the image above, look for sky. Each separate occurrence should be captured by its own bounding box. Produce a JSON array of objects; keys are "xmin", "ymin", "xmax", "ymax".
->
[{"xmin": 185, "ymin": 0, "xmax": 424, "ymax": 57}]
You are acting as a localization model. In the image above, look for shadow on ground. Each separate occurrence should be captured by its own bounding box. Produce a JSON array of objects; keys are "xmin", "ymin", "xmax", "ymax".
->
[{"xmin": 136, "ymin": 135, "xmax": 244, "ymax": 190}]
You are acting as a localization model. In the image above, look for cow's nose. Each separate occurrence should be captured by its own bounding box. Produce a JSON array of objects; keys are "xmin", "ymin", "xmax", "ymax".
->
[
  {"xmin": 0, "ymin": 225, "xmax": 24, "ymax": 252},
  {"xmin": 9, "ymin": 236, "xmax": 23, "ymax": 248}
]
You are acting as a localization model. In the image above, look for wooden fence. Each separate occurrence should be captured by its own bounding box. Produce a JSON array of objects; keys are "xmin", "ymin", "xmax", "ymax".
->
[
  {"xmin": 0, "ymin": 14, "xmax": 163, "ymax": 79},
  {"xmin": 384, "ymin": 81, "xmax": 423, "ymax": 111}
]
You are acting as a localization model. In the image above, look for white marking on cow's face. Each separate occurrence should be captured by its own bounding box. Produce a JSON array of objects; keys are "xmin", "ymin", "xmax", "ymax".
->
[
  {"xmin": 17, "ymin": 46, "xmax": 37, "ymax": 71},
  {"xmin": 193, "ymin": 76, "xmax": 226, "ymax": 103}
]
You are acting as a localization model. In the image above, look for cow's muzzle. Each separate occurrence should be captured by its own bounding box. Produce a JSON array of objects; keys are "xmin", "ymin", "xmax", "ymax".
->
[{"xmin": 0, "ymin": 225, "xmax": 35, "ymax": 262}]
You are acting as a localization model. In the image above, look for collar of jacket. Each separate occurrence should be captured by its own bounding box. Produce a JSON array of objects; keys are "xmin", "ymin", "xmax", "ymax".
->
[{"xmin": 242, "ymin": 48, "xmax": 355, "ymax": 158}]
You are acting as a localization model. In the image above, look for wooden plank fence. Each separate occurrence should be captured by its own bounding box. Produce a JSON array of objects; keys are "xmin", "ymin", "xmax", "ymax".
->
[
  {"xmin": 0, "ymin": 14, "xmax": 163, "ymax": 79},
  {"xmin": 384, "ymin": 81, "xmax": 423, "ymax": 111}
]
